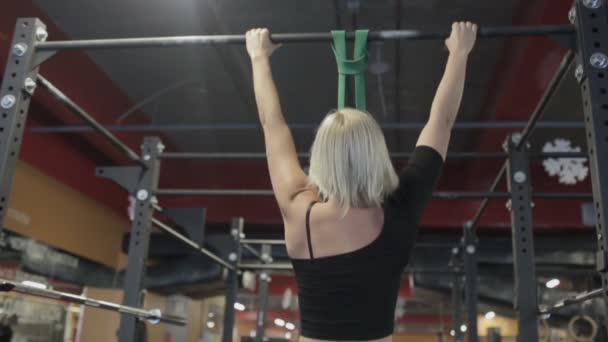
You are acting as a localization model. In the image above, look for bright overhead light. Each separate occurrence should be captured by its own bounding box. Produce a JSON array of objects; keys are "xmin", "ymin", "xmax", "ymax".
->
[
  {"xmin": 234, "ymin": 302, "xmax": 245, "ymax": 311},
  {"xmin": 485, "ymin": 311, "xmax": 496, "ymax": 320},
  {"xmin": 546, "ymin": 278, "xmax": 560, "ymax": 289},
  {"xmin": 285, "ymin": 322, "xmax": 295, "ymax": 330},
  {"xmin": 274, "ymin": 318, "xmax": 286, "ymax": 327},
  {"xmin": 285, "ymin": 332, "xmax": 292, "ymax": 339},
  {"xmin": 206, "ymin": 321, "xmax": 215, "ymax": 329},
  {"xmin": 460, "ymin": 324, "xmax": 467, "ymax": 333},
  {"xmin": 21, "ymin": 280, "xmax": 47, "ymax": 289},
  {"xmin": 450, "ymin": 330, "xmax": 455, "ymax": 337}
]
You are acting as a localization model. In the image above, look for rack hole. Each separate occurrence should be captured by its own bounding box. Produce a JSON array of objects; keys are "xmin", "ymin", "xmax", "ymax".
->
[
  {"xmin": 591, "ymin": 13, "xmax": 598, "ymax": 18},
  {"xmin": 10, "ymin": 73, "xmax": 16, "ymax": 78},
  {"xmin": 0, "ymin": 197, "xmax": 4, "ymax": 203},
  {"xmin": 2, "ymin": 113, "xmax": 6, "ymax": 118},
  {"xmin": 595, "ymin": 42, "xmax": 601, "ymax": 48},
  {"xmin": 22, "ymin": 22, "xmax": 28, "ymax": 27},
  {"xmin": 599, "ymin": 72, "xmax": 605, "ymax": 79},
  {"xmin": 522, "ymin": 248, "xmax": 527, "ymax": 253},
  {"xmin": 7, "ymin": 86, "xmax": 13, "ymax": 91},
  {"xmin": 593, "ymin": 27, "xmax": 599, "ymax": 33},
  {"xmin": 14, "ymin": 60, "xmax": 19, "ymax": 65}
]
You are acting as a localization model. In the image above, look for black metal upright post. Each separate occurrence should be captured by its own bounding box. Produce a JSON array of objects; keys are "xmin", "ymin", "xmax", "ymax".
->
[
  {"xmin": 222, "ymin": 217, "xmax": 243, "ymax": 342},
  {"xmin": 506, "ymin": 134, "xmax": 538, "ymax": 342},
  {"xmin": 450, "ymin": 247, "xmax": 464, "ymax": 342},
  {"xmin": 254, "ymin": 245, "xmax": 272, "ymax": 341},
  {"xmin": 0, "ymin": 18, "xmax": 46, "ymax": 230},
  {"xmin": 463, "ymin": 222, "xmax": 478, "ymax": 342},
  {"xmin": 118, "ymin": 137, "xmax": 161, "ymax": 342},
  {"xmin": 574, "ymin": 0, "xmax": 608, "ymax": 334}
]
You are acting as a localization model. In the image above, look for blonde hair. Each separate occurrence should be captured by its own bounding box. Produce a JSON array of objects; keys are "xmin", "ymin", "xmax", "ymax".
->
[{"xmin": 308, "ymin": 108, "xmax": 398, "ymax": 210}]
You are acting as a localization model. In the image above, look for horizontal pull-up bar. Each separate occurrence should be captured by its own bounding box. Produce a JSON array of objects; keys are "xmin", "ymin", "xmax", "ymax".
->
[
  {"xmin": 539, "ymin": 288, "xmax": 603, "ymax": 314},
  {"xmin": 151, "ymin": 218, "xmax": 236, "ymax": 271},
  {"xmin": 157, "ymin": 151, "xmax": 587, "ymax": 160},
  {"xmin": 30, "ymin": 121, "xmax": 585, "ymax": 133},
  {"xmin": 0, "ymin": 280, "xmax": 186, "ymax": 325},
  {"xmin": 35, "ymin": 25, "xmax": 574, "ymax": 51},
  {"xmin": 154, "ymin": 189, "xmax": 591, "ymax": 199}
]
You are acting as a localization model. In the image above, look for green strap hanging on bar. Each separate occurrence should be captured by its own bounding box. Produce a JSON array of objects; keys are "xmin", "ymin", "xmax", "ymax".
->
[{"xmin": 331, "ymin": 30, "xmax": 369, "ymax": 110}]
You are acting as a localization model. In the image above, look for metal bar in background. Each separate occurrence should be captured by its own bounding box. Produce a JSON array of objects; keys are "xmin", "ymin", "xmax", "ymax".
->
[
  {"xmin": 0, "ymin": 280, "xmax": 186, "ymax": 325},
  {"xmin": 507, "ymin": 134, "xmax": 538, "ymax": 341},
  {"xmin": 462, "ymin": 224, "xmax": 479, "ymax": 342},
  {"xmin": 575, "ymin": 1, "xmax": 608, "ymax": 330},
  {"xmin": 36, "ymin": 75, "xmax": 144, "ymax": 166},
  {"xmin": 516, "ymin": 51, "xmax": 575, "ymax": 149},
  {"xmin": 0, "ymin": 18, "xmax": 44, "ymax": 234},
  {"xmin": 238, "ymin": 263, "xmax": 455, "ymax": 274},
  {"xmin": 29, "ymin": 120, "xmax": 585, "ymax": 133},
  {"xmin": 119, "ymin": 138, "xmax": 161, "ymax": 342},
  {"xmin": 35, "ymin": 25, "xmax": 574, "ymax": 51},
  {"xmin": 154, "ymin": 189, "xmax": 592, "ymax": 199},
  {"xmin": 222, "ymin": 218, "xmax": 243, "ymax": 342},
  {"xmin": 151, "ymin": 218, "xmax": 235, "ymax": 271},
  {"xmin": 539, "ymin": 288, "xmax": 603, "ymax": 314},
  {"xmin": 243, "ymin": 244, "xmax": 263, "ymax": 261}
]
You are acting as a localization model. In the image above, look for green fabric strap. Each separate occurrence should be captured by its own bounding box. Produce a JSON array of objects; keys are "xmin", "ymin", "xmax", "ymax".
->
[{"xmin": 331, "ymin": 29, "xmax": 369, "ymax": 110}]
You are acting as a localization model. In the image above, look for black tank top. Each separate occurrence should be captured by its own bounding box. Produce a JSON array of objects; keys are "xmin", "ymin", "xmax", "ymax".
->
[{"xmin": 290, "ymin": 146, "xmax": 444, "ymax": 340}]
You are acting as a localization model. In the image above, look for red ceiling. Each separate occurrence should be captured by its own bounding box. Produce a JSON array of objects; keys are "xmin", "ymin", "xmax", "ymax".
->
[{"xmin": 1, "ymin": 0, "xmax": 591, "ymax": 232}]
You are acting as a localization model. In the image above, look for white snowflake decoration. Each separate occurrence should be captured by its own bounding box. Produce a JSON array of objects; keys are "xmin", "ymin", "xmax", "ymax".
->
[{"xmin": 542, "ymin": 138, "xmax": 588, "ymax": 185}]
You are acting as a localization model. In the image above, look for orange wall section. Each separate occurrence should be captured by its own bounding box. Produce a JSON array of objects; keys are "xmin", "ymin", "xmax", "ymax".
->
[{"xmin": 3, "ymin": 160, "xmax": 129, "ymax": 268}]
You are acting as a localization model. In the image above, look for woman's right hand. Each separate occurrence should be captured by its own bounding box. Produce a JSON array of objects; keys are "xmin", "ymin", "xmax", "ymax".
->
[
  {"xmin": 445, "ymin": 22, "xmax": 478, "ymax": 56},
  {"xmin": 246, "ymin": 28, "xmax": 281, "ymax": 60}
]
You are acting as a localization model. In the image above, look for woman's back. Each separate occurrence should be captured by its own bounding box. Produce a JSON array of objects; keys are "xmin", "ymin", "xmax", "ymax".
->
[{"xmin": 286, "ymin": 146, "xmax": 444, "ymax": 341}]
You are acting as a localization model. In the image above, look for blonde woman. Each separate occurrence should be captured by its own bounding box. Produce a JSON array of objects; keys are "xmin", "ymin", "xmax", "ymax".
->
[{"xmin": 246, "ymin": 22, "xmax": 477, "ymax": 341}]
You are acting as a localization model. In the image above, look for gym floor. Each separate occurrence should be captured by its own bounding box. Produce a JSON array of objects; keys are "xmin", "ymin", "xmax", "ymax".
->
[{"xmin": 0, "ymin": 0, "xmax": 603, "ymax": 341}]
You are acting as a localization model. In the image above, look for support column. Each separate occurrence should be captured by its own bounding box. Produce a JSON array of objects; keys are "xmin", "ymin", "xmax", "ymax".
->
[
  {"xmin": 506, "ymin": 134, "xmax": 538, "ymax": 342},
  {"xmin": 118, "ymin": 137, "xmax": 162, "ymax": 342},
  {"xmin": 573, "ymin": 0, "xmax": 608, "ymax": 333},
  {"xmin": 0, "ymin": 19, "xmax": 46, "ymax": 230},
  {"xmin": 222, "ymin": 217, "xmax": 243, "ymax": 342},
  {"xmin": 463, "ymin": 223, "xmax": 478, "ymax": 342},
  {"xmin": 450, "ymin": 247, "xmax": 464, "ymax": 342}
]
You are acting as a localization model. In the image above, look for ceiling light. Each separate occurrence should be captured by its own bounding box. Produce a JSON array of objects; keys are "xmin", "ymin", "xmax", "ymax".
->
[
  {"xmin": 285, "ymin": 322, "xmax": 295, "ymax": 330},
  {"xmin": 206, "ymin": 321, "xmax": 215, "ymax": 329},
  {"xmin": 460, "ymin": 324, "xmax": 467, "ymax": 333},
  {"xmin": 234, "ymin": 302, "xmax": 245, "ymax": 311},
  {"xmin": 546, "ymin": 278, "xmax": 560, "ymax": 289},
  {"xmin": 485, "ymin": 311, "xmax": 496, "ymax": 320},
  {"xmin": 274, "ymin": 318, "xmax": 285, "ymax": 327},
  {"xmin": 450, "ymin": 330, "xmax": 455, "ymax": 336}
]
